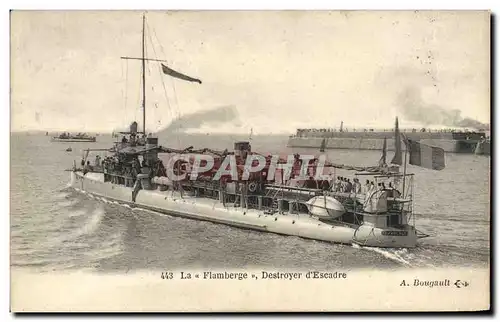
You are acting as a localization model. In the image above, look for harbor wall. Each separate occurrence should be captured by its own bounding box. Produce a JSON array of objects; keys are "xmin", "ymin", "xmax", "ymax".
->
[
  {"xmin": 287, "ymin": 137, "xmax": 478, "ymax": 153},
  {"xmin": 292, "ymin": 130, "xmax": 485, "ymax": 140}
]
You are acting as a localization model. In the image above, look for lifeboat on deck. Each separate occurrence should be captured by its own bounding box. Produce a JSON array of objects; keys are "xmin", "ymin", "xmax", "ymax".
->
[{"xmin": 305, "ymin": 196, "xmax": 345, "ymax": 219}]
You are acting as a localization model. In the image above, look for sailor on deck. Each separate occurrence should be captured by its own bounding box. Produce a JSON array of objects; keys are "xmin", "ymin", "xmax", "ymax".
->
[
  {"xmin": 353, "ymin": 178, "xmax": 361, "ymax": 194},
  {"xmin": 334, "ymin": 176, "xmax": 341, "ymax": 192},
  {"xmin": 138, "ymin": 135, "xmax": 146, "ymax": 145},
  {"xmin": 130, "ymin": 133, "xmax": 137, "ymax": 146},
  {"xmin": 83, "ymin": 161, "xmax": 93, "ymax": 175},
  {"xmin": 94, "ymin": 155, "xmax": 101, "ymax": 167},
  {"xmin": 363, "ymin": 180, "xmax": 370, "ymax": 194},
  {"xmin": 344, "ymin": 179, "xmax": 352, "ymax": 193}
]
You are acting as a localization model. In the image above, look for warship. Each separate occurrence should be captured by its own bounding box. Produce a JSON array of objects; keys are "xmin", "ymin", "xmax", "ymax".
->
[
  {"xmin": 68, "ymin": 14, "xmax": 448, "ymax": 248},
  {"xmin": 52, "ymin": 132, "xmax": 97, "ymax": 143}
]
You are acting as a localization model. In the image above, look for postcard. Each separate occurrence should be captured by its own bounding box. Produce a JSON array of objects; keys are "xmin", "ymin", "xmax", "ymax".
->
[{"xmin": 10, "ymin": 10, "xmax": 490, "ymax": 312}]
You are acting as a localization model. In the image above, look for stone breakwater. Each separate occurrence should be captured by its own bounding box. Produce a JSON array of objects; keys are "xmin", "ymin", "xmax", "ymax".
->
[{"xmin": 287, "ymin": 136, "xmax": 479, "ymax": 153}]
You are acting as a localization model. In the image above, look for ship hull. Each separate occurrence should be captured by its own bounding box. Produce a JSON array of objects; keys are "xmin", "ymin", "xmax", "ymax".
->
[
  {"xmin": 52, "ymin": 138, "xmax": 96, "ymax": 143},
  {"xmin": 287, "ymin": 136, "xmax": 478, "ymax": 153},
  {"xmin": 70, "ymin": 171, "xmax": 417, "ymax": 248}
]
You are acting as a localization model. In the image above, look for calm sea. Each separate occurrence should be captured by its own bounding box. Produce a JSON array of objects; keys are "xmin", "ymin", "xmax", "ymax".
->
[{"xmin": 10, "ymin": 132, "xmax": 490, "ymax": 272}]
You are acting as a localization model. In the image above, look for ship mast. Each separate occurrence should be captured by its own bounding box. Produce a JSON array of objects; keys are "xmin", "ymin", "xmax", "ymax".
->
[
  {"xmin": 122, "ymin": 13, "xmax": 170, "ymax": 134},
  {"xmin": 141, "ymin": 14, "xmax": 146, "ymax": 134},
  {"xmin": 121, "ymin": 13, "xmax": 201, "ymax": 134}
]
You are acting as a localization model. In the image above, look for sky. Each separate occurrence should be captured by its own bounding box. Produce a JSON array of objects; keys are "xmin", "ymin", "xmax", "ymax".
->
[{"xmin": 10, "ymin": 10, "xmax": 490, "ymax": 134}]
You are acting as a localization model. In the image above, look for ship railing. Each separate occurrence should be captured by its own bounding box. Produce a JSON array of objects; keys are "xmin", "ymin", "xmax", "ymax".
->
[
  {"xmin": 304, "ymin": 194, "xmax": 408, "ymax": 216},
  {"xmin": 102, "ymin": 172, "xmax": 136, "ymax": 186},
  {"xmin": 158, "ymin": 179, "xmax": 411, "ymax": 206},
  {"xmin": 264, "ymin": 184, "xmax": 322, "ymax": 197},
  {"xmin": 328, "ymin": 191, "xmax": 411, "ymax": 203},
  {"xmin": 149, "ymin": 179, "xmax": 412, "ymax": 222}
]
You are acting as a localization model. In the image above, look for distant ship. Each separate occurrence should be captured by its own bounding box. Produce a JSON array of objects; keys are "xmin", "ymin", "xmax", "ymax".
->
[
  {"xmin": 51, "ymin": 132, "xmax": 96, "ymax": 143},
  {"xmin": 288, "ymin": 121, "xmax": 488, "ymax": 154}
]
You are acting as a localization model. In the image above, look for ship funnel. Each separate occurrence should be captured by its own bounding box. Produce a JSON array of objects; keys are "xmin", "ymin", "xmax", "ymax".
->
[
  {"xmin": 145, "ymin": 137, "xmax": 159, "ymax": 164},
  {"xmin": 130, "ymin": 121, "xmax": 138, "ymax": 134},
  {"xmin": 234, "ymin": 141, "xmax": 251, "ymax": 159}
]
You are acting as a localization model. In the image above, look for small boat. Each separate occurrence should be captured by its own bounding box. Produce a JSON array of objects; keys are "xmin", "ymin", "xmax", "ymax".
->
[
  {"xmin": 66, "ymin": 147, "xmax": 72, "ymax": 152},
  {"xmin": 319, "ymin": 138, "xmax": 326, "ymax": 152}
]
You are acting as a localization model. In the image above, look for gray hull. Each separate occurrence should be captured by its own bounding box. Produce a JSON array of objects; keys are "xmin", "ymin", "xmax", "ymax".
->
[
  {"xmin": 70, "ymin": 171, "xmax": 417, "ymax": 248},
  {"xmin": 52, "ymin": 138, "xmax": 96, "ymax": 143}
]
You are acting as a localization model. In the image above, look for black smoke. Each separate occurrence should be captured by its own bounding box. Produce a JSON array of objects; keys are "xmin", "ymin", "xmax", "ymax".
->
[
  {"xmin": 397, "ymin": 86, "xmax": 489, "ymax": 130},
  {"xmin": 159, "ymin": 105, "xmax": 239, "ymax": 134}
]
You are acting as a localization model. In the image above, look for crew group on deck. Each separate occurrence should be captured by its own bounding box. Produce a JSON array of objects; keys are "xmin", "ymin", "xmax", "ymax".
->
[
  {"xmin": 96, "ymin": 154, "xmax": 167, "ymax": 187},
  {"xmin": 80, "ymin": 123, "xmax": 167, "ymax": 188},
  {"xmin": 330, "ymin": 176, "xmax": 400, "ymax": 197},
  {"xmin": 121, "ymin": 133, "xmax": 147, "ymax": 146}
]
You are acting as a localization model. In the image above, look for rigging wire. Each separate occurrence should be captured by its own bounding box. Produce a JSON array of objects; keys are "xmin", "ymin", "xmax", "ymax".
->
[
  {"xmin": 146, "ymin": 21, "xmax": 169, "ymax": 134},
  {"xmin": 120, "ymin": 58, "xmax": 125, "ymax": 131},
  {"xmin": 148, "ymin": 20, "xmax": 181, "ymax": 147},
  {"xmin": 147, "ymin": 21, "xmax": 173, "ymax": 122},
  {"xmin": 144, "ymin": 39, "xmax": 153, "ymax": 134},
  {"xmin": 135, "ymin": 61, "xmax": 141, "ymax": 125},
  {"xmin": 124, "ymin": 59, "xmax": 129, "ymax": 126}
]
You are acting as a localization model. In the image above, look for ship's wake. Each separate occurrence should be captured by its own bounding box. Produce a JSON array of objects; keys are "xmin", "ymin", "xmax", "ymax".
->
[
  {"xmin": 352, "ymin": 244, "xmax": 413, "ymax": 267},
  {"xmin": 22, "ymin": 189, "xmax": 127, "ymax": 271},
  {"xmin": 351, "ymin": 242, "xmax": 449, "ymax": 268}
]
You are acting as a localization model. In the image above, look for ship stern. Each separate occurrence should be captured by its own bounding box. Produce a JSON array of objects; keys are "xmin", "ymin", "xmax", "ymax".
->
[{"xmin": 353, "ymin": 224, "xmax": 418, "ymax": 248}]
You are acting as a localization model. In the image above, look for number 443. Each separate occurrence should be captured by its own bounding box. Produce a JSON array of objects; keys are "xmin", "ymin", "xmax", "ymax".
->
[{"xmin": 161, "ymin": 272, "xmax": 174, "ymax": 279}]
